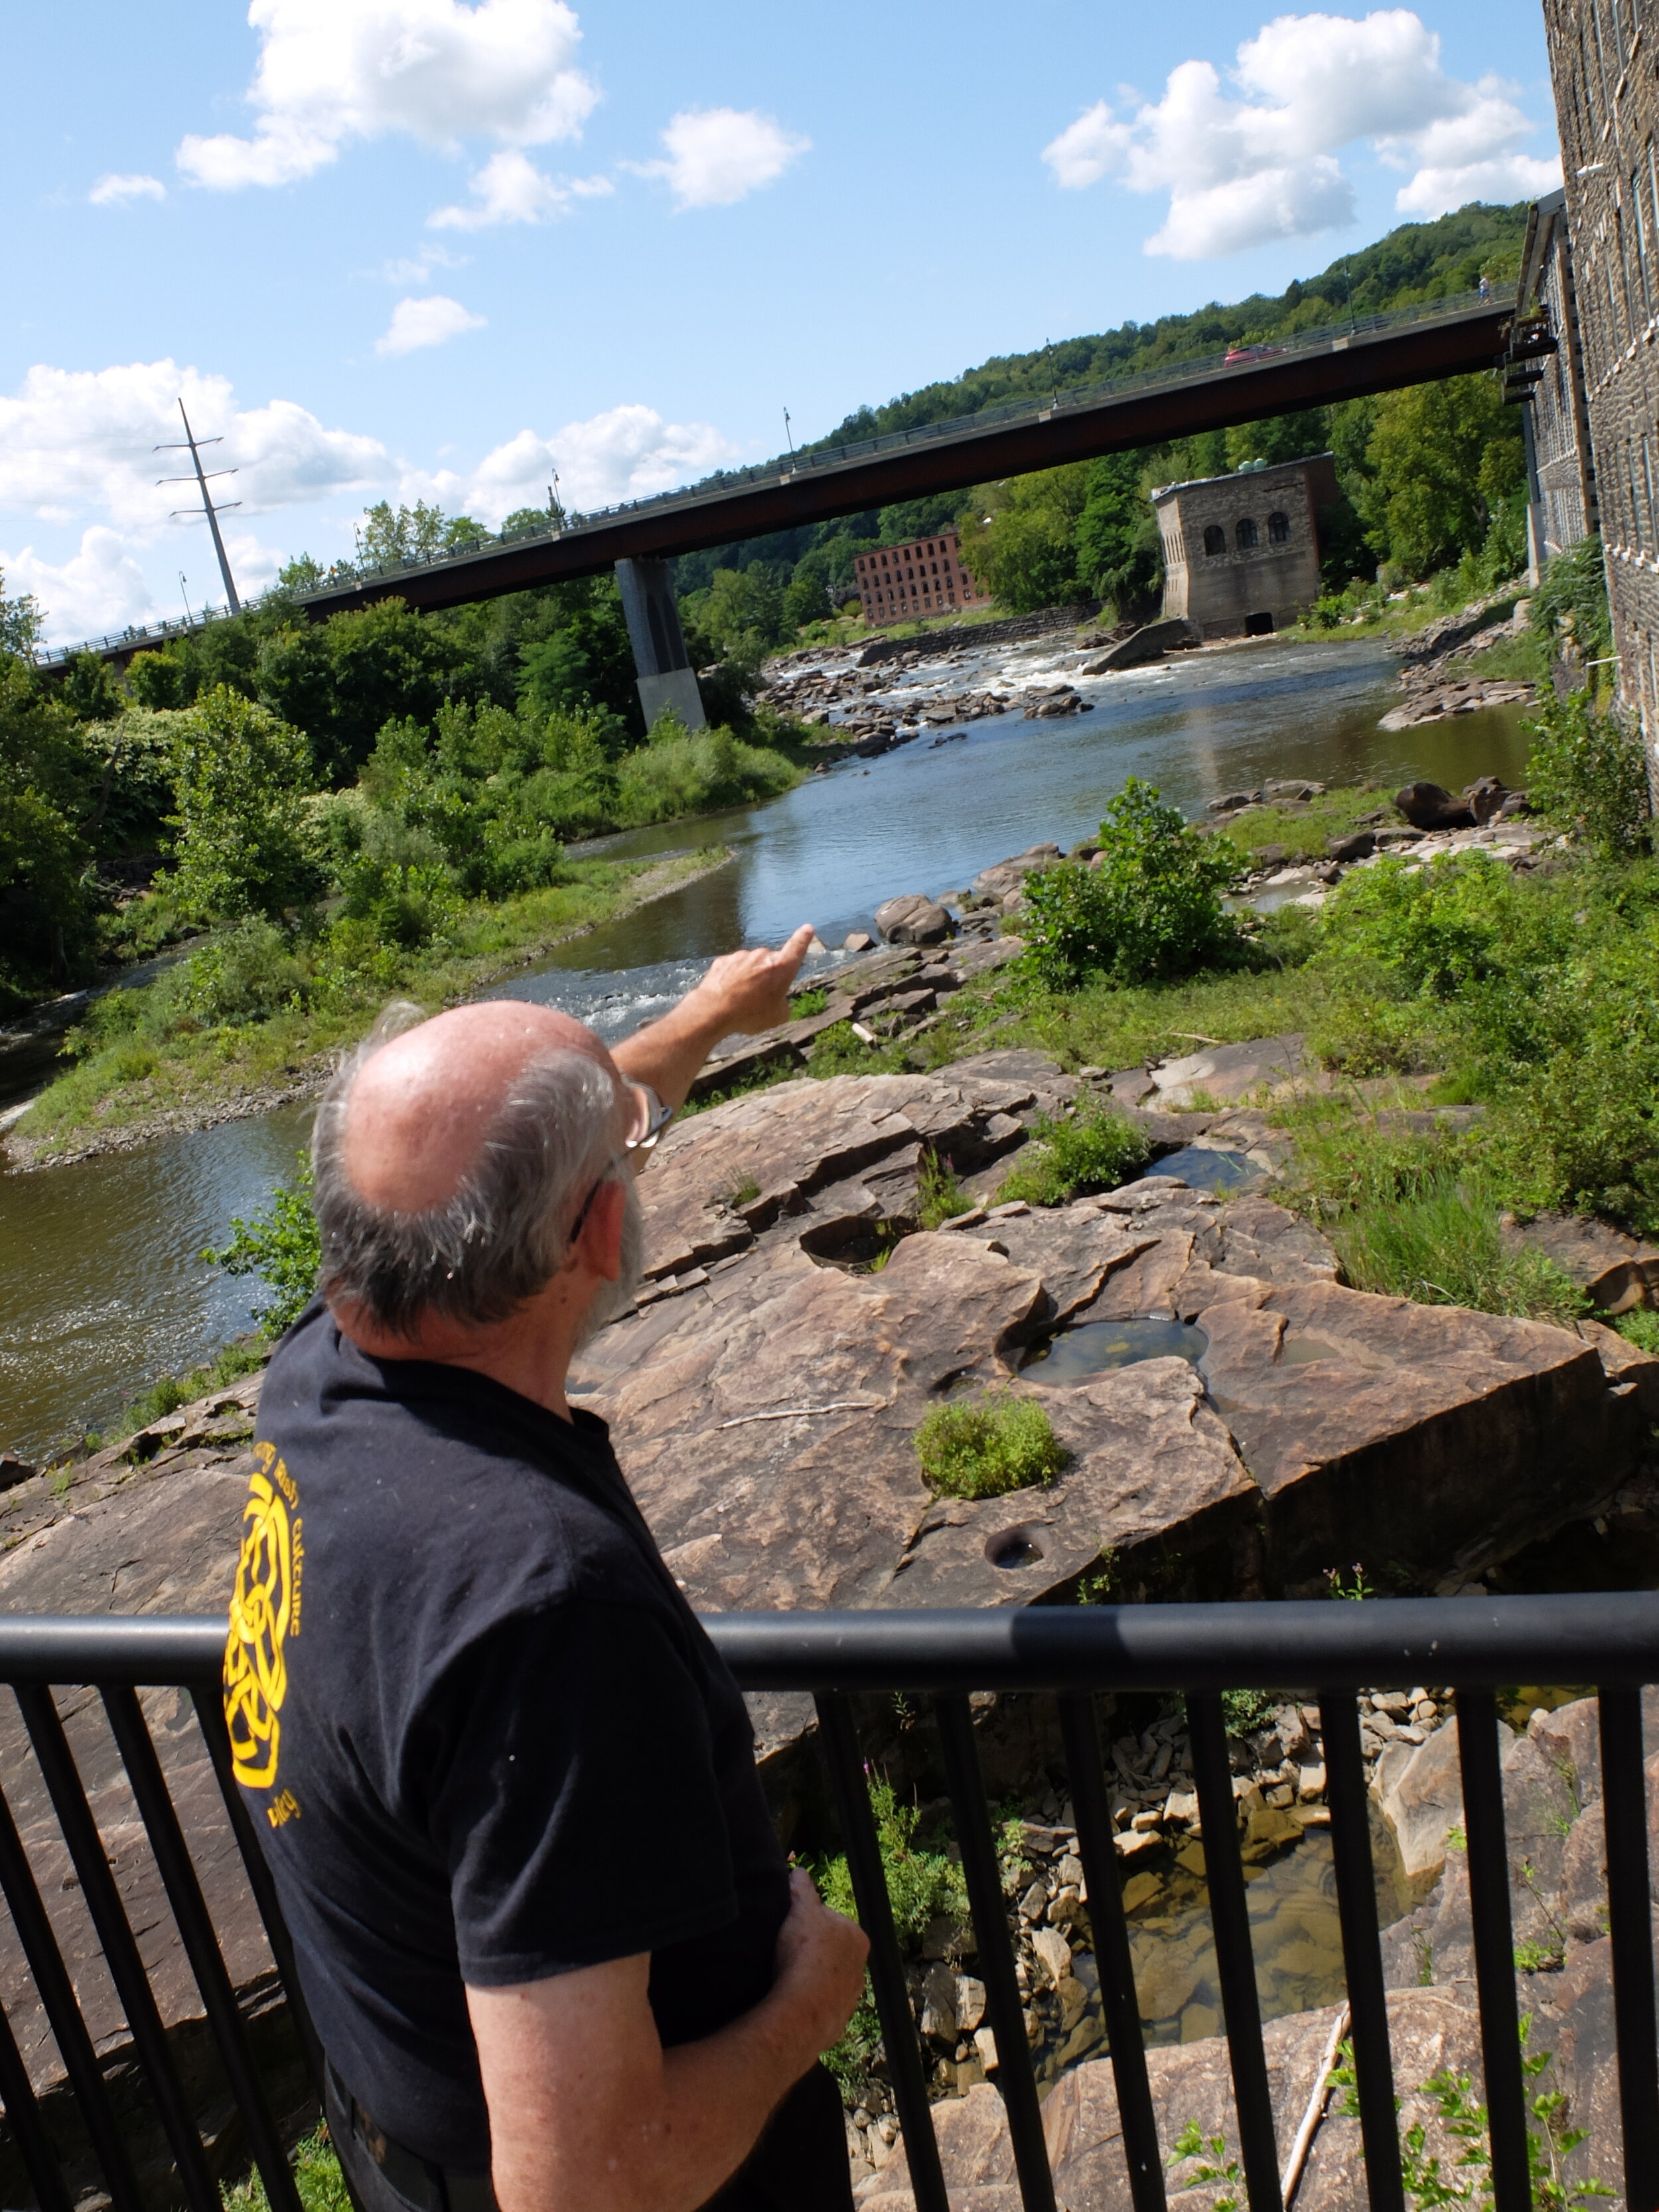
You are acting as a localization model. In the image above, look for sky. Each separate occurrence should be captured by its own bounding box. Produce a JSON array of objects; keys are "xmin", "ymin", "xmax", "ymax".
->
[{"xmin": 1, "ymin": 2, "xmax": 1561, "ymax": 646}]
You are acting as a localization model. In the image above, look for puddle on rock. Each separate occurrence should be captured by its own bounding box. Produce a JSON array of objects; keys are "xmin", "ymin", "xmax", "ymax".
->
[
  {"xmin": 1145, "ymin": 1147, "xmax": 1259, "ymax": 1193},
  {"xmin": 1023, "ymin": 1317, "xmax": 1208, "ymax": 1383}
]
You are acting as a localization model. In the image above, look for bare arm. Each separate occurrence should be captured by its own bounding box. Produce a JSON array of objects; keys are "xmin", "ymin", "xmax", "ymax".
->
[
  {"xmin": 467, "ymin": 1869, "xmax": 867, "ymax": 2212},
  {"xmin": 612, "ymin": 925, "xmax": 817, "ymax": 1114}
]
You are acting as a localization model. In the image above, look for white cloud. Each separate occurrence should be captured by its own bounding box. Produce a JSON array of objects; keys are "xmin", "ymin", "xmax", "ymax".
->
[
  {"xmin": 634, "ymin": 107, "xmax": 809, "ymax": 210},
  {"xmin": 176, "ymin": 0, "xmax": 599, "ymax": 191},
  {"xmin": 376, "ymin": 294, "xmax": 487, "ymax": 354},
  {"xmin": 401, "ymin": 402, "xmax": 737, "ymax": 520},
  {"xmin": 1, "ymin": 528, "xmax": 159, "ymax": 645},
  {"xmin": 88, "ymin": 173, "xmax": 167, "ymax": 206},
  {"xmin": 429, "ymin": 146, "xmax": 612, "ymax": 228},
  {"xmin": 1042, "ymin": 10, "xmax": 1561, "ymax": 259},
  {"xmin": 382, "ymin": 242, "xmax": 468, "ymax": 282},
  {"xmin": 0, "ymin": 360, "xmax": 388, "ymax": 536}
]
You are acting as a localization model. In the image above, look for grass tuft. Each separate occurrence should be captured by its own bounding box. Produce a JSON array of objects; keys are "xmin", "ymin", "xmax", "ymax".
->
[
  {"xmin": 914, "ymin": 1390, "xmax": 1068, "ymax": 1500},
  {"xmin": 996, "ymin": 1100, "xmax": 1150, "ymax": 1207}
]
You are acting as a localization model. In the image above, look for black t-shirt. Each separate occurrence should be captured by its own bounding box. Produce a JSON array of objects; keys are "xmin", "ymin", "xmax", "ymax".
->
[{"xmin": 224, "ymin": 1301, "xmax": 790, "ymax": 2172}]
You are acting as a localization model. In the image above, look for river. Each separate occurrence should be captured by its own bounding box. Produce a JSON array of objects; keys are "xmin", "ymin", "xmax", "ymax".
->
[{"xmin": 0, "ymin": 633, "xmax": 1532, "ymax": 1464}]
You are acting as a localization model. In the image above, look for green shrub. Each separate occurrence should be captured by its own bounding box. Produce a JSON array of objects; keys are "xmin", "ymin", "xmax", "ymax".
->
[
  {"xmin": 167, "ymin": 686, "xmax": 323, "ymax": 922},
  {"xmin": 177, "ymin": 920, "xmax": 313, "ymax": 1027},
  {"xmin": 612, "ymin": 719, "xmax": 797, "ymax": 825},
  {"xmin": 813, "ymin": 1775, "xmax": 970, "ymax": 2098},
  {"xmin": 1019, "ymin": 779, "xmax": 1242, "ymax": 990},
  {"xmin": 1524, "ymin": 689, "xmax": 1651, "ymax": 861},
  {"xmin": 995, "ymin": 1100, "xmax": 1150, "ymax": 1207},
  {"xmin": 204, "ymin": 1154, "xmax": 322, "ymax": 1335},
  {"xmin": 1615, "ymin": 1309, "xmax": 1659, "ymax": 1354},
  {"xmin": 914, "ymin": 1390, "xmax": 1068, "ymax": 1499}
]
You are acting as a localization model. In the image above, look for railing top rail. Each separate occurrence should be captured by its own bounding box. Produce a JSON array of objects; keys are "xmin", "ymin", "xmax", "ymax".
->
[
  {"xmin": 1, "ymin": 1587, "xmax": 1653, "ymax": 1688},
  {"xmin": 32, "ymin": 285, "xmax": 1518, "ymax": 668}
]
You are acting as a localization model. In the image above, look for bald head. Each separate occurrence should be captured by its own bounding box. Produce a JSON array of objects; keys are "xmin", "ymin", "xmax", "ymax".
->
[
  {"xmin": 311, "ymin": 999, "xmax": 633, "ymax": 1339},
  {"xmin": 344, "ymin": 1002, "xmax": 620, "ymax": 1217}
]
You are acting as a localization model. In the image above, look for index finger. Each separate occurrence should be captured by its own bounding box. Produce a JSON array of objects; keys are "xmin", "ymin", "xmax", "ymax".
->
[{"xmin": 772, "ymin": 923, "xmax": 817, "ymax": 980}]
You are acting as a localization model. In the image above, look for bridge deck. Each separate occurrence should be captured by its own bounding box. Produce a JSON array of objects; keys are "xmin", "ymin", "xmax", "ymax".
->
[{"xmin": 43, "ymin": 289, "xmax": 1524, "ymax": 664}]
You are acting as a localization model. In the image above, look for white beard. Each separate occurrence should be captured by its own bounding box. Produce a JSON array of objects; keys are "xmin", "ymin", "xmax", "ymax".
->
[{"xmin": 573, "ymin": 1172, "xmax": 646, "ymax": 1348}]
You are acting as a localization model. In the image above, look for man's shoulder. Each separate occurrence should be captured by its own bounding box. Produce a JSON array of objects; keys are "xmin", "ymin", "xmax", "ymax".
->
[{"xmin": 258, "ymin": 1306, "xmax": 658, "ymax": 1604}]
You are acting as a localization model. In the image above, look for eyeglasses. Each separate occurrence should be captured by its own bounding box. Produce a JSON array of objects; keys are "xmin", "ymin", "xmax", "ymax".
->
[
  {"xmin": 623, "ymin": 1082, "xmax": 674, "ymax": 1155},
  {"xmin": 564, "ymin": 1085, "xmax": 673, "ymax": 1253}
]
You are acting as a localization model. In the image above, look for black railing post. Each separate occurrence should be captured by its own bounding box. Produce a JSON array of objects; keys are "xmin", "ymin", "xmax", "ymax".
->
[
  {"xmin": 1187, "ymin": 1694, "xmax": 1283, "ymax": 2212},
  {"xmin": 1317, "ymin": 1687, "xmax": 1404, "ymax": 2212},
  {"xmin": 935, "ymin": 1695, "xmax": 1057, "ymax": 2212},
  {"xmin": 1058, "ymin": 1693, "xmax": 1166, "ymax": 2212},
  {"xmin": 0, "ymin": 1762, "xmax": 144, "ymax": 2212},
  {"xmin": 1453, "ymin": 1688, "xmax": 1530, "ymax": 2212},
  {"xmin": 102, "ymin": 1685, "xmax": 305, "ymax": 2212},
  {"xmin": 16, "ymin": 1684, "xmax": 222, "ymax": 2212},
  {"xmin": 1597, "ymin": 1684, "xmax": 1659, "ymax": 2211},
  {"xmin": 813, "ymin": 1694, "xmax": 950, "ymax": 2212}
]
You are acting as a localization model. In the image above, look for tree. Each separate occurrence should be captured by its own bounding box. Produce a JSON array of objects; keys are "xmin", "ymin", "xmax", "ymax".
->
[
  {"xmin": 957, "ymin": 465, "xmax": 1091, "ymax": 614},
  {"xmin": 1074, "ymin": 453, "xmax": 1164, "ymax": 620},
  {"xmin": 516, "ymin": 577, "xmax": 642, "ymax": 737},
  {"xmin": 685, "ymin": 565, "xmax": 788, "ymax": 657},
  {"xmin": 360, "ymin": 499, "xmax": 451, "ymax": 567},
  {"xmin": 0, "ymin": 567, "xmax": 42, "ymax": 660},
  {"xmin": 1356, "ymin": 374, "xmax": 1526, "ymax": 579},
  {"xmin": 0, "ymin": 658, "xmax": 99, "ymax": 998},
  {"xmin": 167, "ymin": 687, "xmax": 321, "ymax": 921},
  {"xmin": 277, "ymin": 553, "xmax": 326, "ymax": 592},
  {"xmin": 257, "ymin": 599, "xmax": 464, "ymax": 780},
  {"xmin": 61, "ymin": 651, "xmax": 124, "ymax": 723},
  {"xmin": 126, "ymin": 649, "xmax": 196, "ymax": 709}
]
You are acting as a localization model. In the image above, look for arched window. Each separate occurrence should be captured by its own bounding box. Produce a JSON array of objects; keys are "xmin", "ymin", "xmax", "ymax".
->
[
  {"xmin": 1267, "ymin": 510, "xmax": 1290, "ymax": 545},
  {"xmin": 1203, "ymin": 524, "xmax": 1226, "ymax": 556},
  {"xmin": 1236, "ymin": 516, "xmax": 1259, "ymax": 550}
]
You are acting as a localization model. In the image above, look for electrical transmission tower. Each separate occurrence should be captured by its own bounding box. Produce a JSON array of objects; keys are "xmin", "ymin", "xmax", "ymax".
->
[{"xmin": 156, "ymin": 398, "xmax": 242, "ymax": 615}]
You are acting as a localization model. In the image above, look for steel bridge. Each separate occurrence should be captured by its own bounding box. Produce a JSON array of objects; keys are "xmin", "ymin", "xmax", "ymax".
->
[{"xmin": 42, "ymin": 286, "xmax": 1542, "ymax": 674}]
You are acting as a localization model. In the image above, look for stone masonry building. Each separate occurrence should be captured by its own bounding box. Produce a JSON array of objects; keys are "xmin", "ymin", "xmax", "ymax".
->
[
  {"xmin": 1518, "ymin": 188, "xmax": 1599, "ymax": 569},
  {"xmin": 1151, "ymin": 453, "xmax": 1338, "ymax": 640},
  {"xmin": 853, "ymin": 530, "xmax": 992, "ymax": 626},
  {"xmin": 1544, "ymin": 0, "xmax": 1659, "ymax": 767}
]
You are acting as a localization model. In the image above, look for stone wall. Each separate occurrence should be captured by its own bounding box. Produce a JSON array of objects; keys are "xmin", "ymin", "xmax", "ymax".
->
[
  {"xmin": 1153, "ymin": 455, "xmax": 1334, "ymax": 640},
  {"xmin": 1544, "ymin": 0, "xmax": 1659, "ymax": 782},
  {"xmin": 1520, "ymin": 188, "xmax": 1599, "ymax": 563}
]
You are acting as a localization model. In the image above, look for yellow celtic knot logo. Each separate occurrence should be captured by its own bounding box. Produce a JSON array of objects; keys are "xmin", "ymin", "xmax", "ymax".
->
[{"xmin": 224, "ymin": 1453, "xmax": 294, "ymax": 1791}]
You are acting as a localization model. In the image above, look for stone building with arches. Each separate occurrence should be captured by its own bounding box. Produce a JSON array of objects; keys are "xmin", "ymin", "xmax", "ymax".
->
[{"xmin": 1151, "ymin": 452, "xmax": 1338, "ymax": 639}]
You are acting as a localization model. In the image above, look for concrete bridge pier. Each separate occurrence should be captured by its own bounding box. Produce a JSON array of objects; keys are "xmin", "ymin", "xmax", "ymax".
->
[{"xmin": 615, "ymin": 558, "xmax": 706, "ymax": 731}]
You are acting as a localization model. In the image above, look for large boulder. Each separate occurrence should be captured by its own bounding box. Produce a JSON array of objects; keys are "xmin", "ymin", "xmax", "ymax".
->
[
  {"xmin": 874, "ymin": 894, "xmax": 954, "ymax": 945},
  {"xmin": 1395, "ymin": 780, "xmax": 1477, "ymax": 831},
  {"xmin": 1500, "ymin": 1210, "xmax": 1659, "ymax": 1315}
]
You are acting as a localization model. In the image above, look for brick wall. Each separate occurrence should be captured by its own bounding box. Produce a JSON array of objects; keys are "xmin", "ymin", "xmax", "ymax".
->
[{"xmin": 1543, "ymin": 0, "xmax": 1659, "ymax": 776}]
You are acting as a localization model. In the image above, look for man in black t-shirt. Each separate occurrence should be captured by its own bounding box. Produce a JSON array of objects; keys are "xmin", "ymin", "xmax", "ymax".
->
[{"xmin": 224, "ymin": 926, "xmax": 868, "ymax": 2212}]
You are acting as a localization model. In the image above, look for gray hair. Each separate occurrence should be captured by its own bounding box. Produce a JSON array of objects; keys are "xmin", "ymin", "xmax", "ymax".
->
[{"xmin": 312, "ymin": 1002, "xmax": 628, "ymax": 1339}]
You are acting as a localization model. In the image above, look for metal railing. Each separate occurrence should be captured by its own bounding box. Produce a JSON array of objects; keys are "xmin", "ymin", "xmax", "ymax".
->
[
  {"xmin": 31, "ymin": 285, "xmax": 1518, "ymax": 671},
  {"xmin": 0, "ymin": 1588, "xmax": 1648, "ymax": 2212}
]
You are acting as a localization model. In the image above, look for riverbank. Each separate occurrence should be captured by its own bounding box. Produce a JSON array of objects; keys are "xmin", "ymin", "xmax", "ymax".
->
[{"xmin": 5, "ymin": 848, "xmax": 730, "ymax": 1170}]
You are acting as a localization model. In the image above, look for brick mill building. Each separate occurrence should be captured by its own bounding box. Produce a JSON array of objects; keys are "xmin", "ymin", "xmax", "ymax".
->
[
  {"xmin": 1151, "ymin": 453, "xmax": 1338, "ymax": 639},
  {"xmin": 853, "ymin": 530, "xmax": 992, "ymax": 625},
  {"xmin": 1543, "ymin": 0, "xmax": 1659, "ymax": 769}
]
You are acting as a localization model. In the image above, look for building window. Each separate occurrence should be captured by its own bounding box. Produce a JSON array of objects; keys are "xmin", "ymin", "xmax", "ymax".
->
[
  {"xmin": 1203, "ymin": 524, "xmax": 1226, "ymax": 556},
  {"xmin": 1267, "ymin": 511, "xmax": 1289, "ymax": 545},
  {"xmin": 1236, "ymin": 518, "xmax": 1259, "ymax": 550}
]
